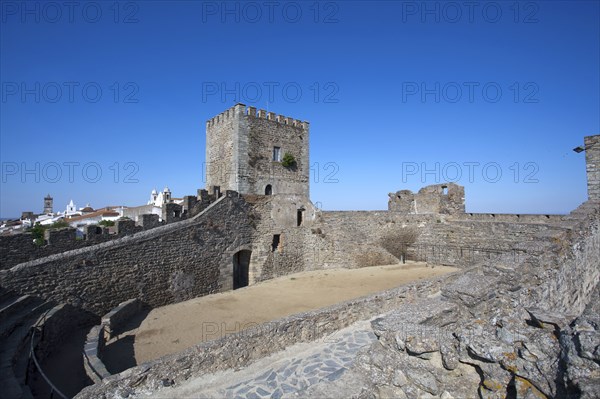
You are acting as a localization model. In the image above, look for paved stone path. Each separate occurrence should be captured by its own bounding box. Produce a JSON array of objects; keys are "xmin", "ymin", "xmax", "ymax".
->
[
  {"xmin": 222, "ymin": 327, "xmax": 375, "ymax": 398},
  {"xmin": 156, "ymin": 322, "xmax": 377, "ymax": 399}
]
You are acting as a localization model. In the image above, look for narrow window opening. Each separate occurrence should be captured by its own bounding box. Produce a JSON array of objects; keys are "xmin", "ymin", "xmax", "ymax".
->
[
  {"xmin": 265, "ymin": 184, "xmax": 273, "ymax": 195},
  {"xmin": 442, "ymin": 186, "xmax": 448, "ymax": 195},
  {"xmin": 297, "ymin": 209, "xmax": 304, "ymax": 226},
  {"xmin": 233, "ymin": 250, "xmax": 251, "ymax": 289},
  {"xmin": 273, "ymin": 146, "xmax": 281, "ymax": 161},
  {"xmin": 272, "ymin": 234, "xmax": 281, "ymax": 252}
]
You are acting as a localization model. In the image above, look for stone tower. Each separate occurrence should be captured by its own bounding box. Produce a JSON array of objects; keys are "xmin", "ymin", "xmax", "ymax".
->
[
  {"xmin": 205, "ymin": 103, "xmax": 309, "ymax": 197},
  {"xmin": 584, "ymin": 134, "xmax": 600, "ymax": 201},
  {"xmin": 43, "ymin": 194, "xmax": 53, "ymax": 214}
]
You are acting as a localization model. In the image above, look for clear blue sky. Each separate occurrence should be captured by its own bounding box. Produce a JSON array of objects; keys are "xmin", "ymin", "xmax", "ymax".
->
[{"xmin": 1, "ymin": 0, "xmax": 599, "ymax": 218}]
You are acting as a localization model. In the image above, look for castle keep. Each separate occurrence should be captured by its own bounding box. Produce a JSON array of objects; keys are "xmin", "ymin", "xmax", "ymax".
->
[
  {"xmin": 0, "ymin": 104, "xmax": 598, "ymax": 398},
  {"xmin": 206, "ymin": 104, "xmax": 309, "ymax": 197}
]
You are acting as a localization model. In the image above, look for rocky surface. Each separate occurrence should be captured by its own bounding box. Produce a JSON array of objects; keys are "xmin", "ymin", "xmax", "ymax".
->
[
  {"xmin": 321, "ymin": 201, "xmax": 600, "ymax": 399},
  {"xmin": 560, "ymin": 283, "xmax": 600, "ymax": 398}
]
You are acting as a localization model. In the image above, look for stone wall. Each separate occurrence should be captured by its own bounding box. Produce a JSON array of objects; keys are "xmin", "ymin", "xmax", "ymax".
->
[
  {"xmin": 311, "ymin": 208, "xmax": 574, "ymax": 269},
  {"xmin": 1, "ymin": 229, "xmax": 107, "ymax": 270},
  {"xmin": 242, "ymin": 106, "xmax": 309, "ymax": 196},
  {"xmin": 388, "ymin": 183, "xmax": 465, "ymax": 214},
  {"xmin": 346, "ymin": 199, "xmax": 600, "ymax": 399},
  {"xmin": 74, "ymin": 193, "xmax": 596, "ymax": 397},
  {"xmin": 309, "ymin": 211, "xmax": 429, "ymax": 269},
  {"xmin": 139, "ymin": 214, "xmax": 160, "ymax": 230},
  {"xmin": 235, "ymin": 194, "xmax": 318, "ymax": 287},
  {"xmin": 100, "ymin": 298, "xmax": 146, "ymax": 340},
  {"xmin": 162, "ymin": 203, "xmax": 183, "ymax": 224},
  {"xmin": 32, "ymin": 304, "xmax": 97, "ymax": 364},
  {"xmin": 205, "ymin": 104, "xmax": 309, "ymax": 197},
  {"xmin": 83, "ymin": 325, "xmax": 110, "ymax": 384},
  {"xmin": 82, "ymin": 298, "xmax": 147, "ymax": 383},
  {"xmin": 522, "ymin": 200, "xmax": 600, "ymax": 315},
  {"xmin": 30, "ymin": 303, "xmax": 98, "ymax": 396},
  {"xmin": 0, "ymin": 192, "xmax": 256, "ymax": 316},
  {"xmin": 0, "ymin": 224, "xmax": 144, "ymax": 270},
  {"xmin": 0, "ymin": 192, "xmax": 217, "ymax": 270},
  {"xmin": 205, "ymin": 105, "xmax": 239, "ymax": 194},
  {"xmin": 2, "ymin": 189, "xmax": 579, "ymax": 319},
  {"xmin": 585, "ymin": 134, "xmax": 600, "ymax": 200}
]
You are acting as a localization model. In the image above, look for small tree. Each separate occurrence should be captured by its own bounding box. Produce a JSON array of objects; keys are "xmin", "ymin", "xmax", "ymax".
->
[
  {"xmin": 380, "ymin": 227, "xmax": 419, "ymax": 263},
  {"xmin": 30, "ymin": 223, "xmax": 45, "ymax": 246},
  {"xmin": 281, "ymin": 152, "xmax": 297, "ymax": 168},
  {"xmin": 28, "ymin": 220, "xmax": 69, "ymax": 246}
]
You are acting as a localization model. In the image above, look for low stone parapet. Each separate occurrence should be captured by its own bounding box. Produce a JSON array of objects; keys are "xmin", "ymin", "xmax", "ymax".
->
[
  {"xmin": 82, "ymin": 298, "xmax": 145, "ymax": 383},
  {"xmin": 101, "ymin": 298, "xmax": 144, "ymax": 340},
  {"xmin": 82, "ymin": 325, "xmax": 110, "ymax": 384},
  {"xmin": 75, "ymin": 272, "xmax": 456, "ymax": 398}
]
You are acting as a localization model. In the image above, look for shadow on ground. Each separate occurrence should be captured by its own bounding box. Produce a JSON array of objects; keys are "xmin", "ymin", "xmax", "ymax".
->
[
  {"xmin": 102, "ymin": 306, "xmax": 151, "ymax": 374},
  {"xmin": 30, "ymin": 322, "xmax": 96, "ymax": 398}
]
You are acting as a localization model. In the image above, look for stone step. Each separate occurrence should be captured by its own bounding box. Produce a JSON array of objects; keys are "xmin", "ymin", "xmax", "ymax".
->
[
  {"xmin": 0, "ymin": 300, "xmax": 52, "ymax": 399},
  {"xmin": 0, "ymin": 287, "xmax": 18, "ymax": 307},
  {"xmin": 0, "ymin": 294, "xmax": 21, "ymax": 314},
  {"xmin": 14, "ymin": 303, "xmax": 54, "ymax": 385},
  {"xmin": 0, "ymin": 296, "xmax": 38, "ymax": 322},
  {"xmin": 0, "ymin": 297, "xmax": 44, "ymax": 340}
]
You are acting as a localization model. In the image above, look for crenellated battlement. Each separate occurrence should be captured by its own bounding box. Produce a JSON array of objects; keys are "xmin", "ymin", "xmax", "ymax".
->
[
  {"xmin": 206, "ymin": 103, "xmax": 309, "ymax": 130},
  {"xmin": 205, "ymin": 103, "xmax": 310, "ymax": 197}
]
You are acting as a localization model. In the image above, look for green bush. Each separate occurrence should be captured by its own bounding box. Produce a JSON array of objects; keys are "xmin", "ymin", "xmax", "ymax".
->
[
  {"xmin": 281, "ymin": 152, "xmax": 296, "ymax": 168},
  {"xmin": 30, "ymin": 223, "xmax": 45, "ymax": 245},
  {"xmin": 28, "ymin": 219, "xmax": 69, "ymax": 246},
  {"xmin": 98, "ymin": 220, "xmax": 115, "ymax": 227}
]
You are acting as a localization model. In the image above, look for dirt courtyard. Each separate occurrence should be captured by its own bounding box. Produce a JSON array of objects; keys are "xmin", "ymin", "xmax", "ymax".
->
[{"xmin": 104, "ymin": 262, "xmax": 458, "ymax": 367}]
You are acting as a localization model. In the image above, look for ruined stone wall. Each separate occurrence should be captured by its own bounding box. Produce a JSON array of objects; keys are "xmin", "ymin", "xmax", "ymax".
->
[
  {"xmin": 162, "ymin": 203, "xmax": 183, "ymax": 223},
  {"xmin": 585, "ymin": 134, "xmax": 600, "ymax": 200},
  {"xmin": 388, "ymin": 183, "xmax": 465, "ymax": 214},
  {"xmin": 309, "ymin": 211, "xmax": 429, "ymax": 269},
  {"xmin": 350, "ymin": 200, "xmax": 600, "ymax": 399},
  {"xmin": 459, "ymin": 212, "xmax": 564, "ymax": 223},
  {"xmin": 521, "ymin": 200, "xmax": 600, "ymax": 315},
  {"xmin": 313, "ymin": 210, "xmax": 573, "ymax": 269},
  {"xmin": 139, "ymin": 214, "xmax": 160, "ymax": 230},
  {"xmin": 0, "ymin": 193, "xmax": 255, "ymax": 316},
  {"xmin": 32, "ymin": 303, "xmax": 97, "ymax": 365}
]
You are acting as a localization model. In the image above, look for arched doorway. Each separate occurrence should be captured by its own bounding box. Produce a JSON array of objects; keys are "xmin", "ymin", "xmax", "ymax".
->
[
  {"xmin": 265, "ymin": 184, "xmax": 272, "ymax": 195},
  {"xmin": 233, "ymin": 250, "xmax": 251, "ymax": 289}
]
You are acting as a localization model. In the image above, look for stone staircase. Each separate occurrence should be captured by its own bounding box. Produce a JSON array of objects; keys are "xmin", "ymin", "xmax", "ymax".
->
[{"xmin": 0, "ymin": 288, "xmax": 54, "ymax": 399}]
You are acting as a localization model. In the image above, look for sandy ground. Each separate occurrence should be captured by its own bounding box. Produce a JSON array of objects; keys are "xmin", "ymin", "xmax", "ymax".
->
[{"xmin": 104, "ymin": 262, "xmax": 457, "ymax": 367}]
